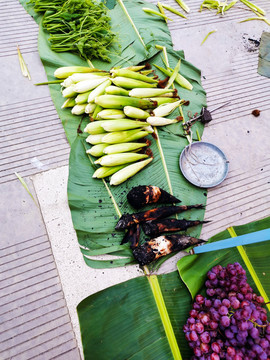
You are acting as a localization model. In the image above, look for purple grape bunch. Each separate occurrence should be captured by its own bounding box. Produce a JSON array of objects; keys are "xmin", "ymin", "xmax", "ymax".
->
[{"xmin": 183, "ymin": 262, "xmax": 270, "ymax": 360}]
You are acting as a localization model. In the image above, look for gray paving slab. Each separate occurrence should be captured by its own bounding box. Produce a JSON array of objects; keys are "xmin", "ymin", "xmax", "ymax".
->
[{"xmin": 1, "ymin": 0, "xmax": 270, "ymax": 359}]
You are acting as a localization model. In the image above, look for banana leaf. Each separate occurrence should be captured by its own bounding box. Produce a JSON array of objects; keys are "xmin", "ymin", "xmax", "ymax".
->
[
  {"xmin": 20, "ymin": 0, "xmax": 207, "ymax": 268},
  {"xmin": 177, "ymin": 216, "xmax": 270, "ymax": 300},
  {"xmin": 77, "ymin": 217, "xmax": 270, "ymax": 360}
]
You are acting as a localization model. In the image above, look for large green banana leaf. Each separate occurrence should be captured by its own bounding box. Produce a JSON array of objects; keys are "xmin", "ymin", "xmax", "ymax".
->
[
  {"xmin": 77, "ymin": 217, "xmax": 270, "ymax": 360},
  {"xmin": 19, "ymin": 0, "xmax": 208, "ymax": 268},
  {"xmin": 68, "ymin": 46, "xmax": 207, "ymax": 270}
]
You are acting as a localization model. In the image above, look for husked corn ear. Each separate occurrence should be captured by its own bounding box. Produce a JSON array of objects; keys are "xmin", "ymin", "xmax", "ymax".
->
[
  {"xmin": 70, "ymin": 72, "xmax": 109, "ymax": 83},
  {"xmin": 87, "ymin": 79, "xmax": 111, "ymax": 103},
  {"xmin": 129, "ymin": 88, "xmax": 176, "ymax": 98},
  {"xmin": 95, "ymin": 153, "xmax": 149, "ymax": 166},
  {"xmin": 110, "ymin": 158, "xmax": 153, "ymax": 185},
  {"xmin": 61, "ymin": 77, "xmax": 74, "ymax": 87},
  {"xmin": 110, "ymin": 68, "xmax": 158, "ymax": 84},
  {"xmin": 95, "ymin": 95, "xmax": 157, "ymax": 110},
  {"xmin": 71, "ymin": 104, "xmax": 87, "ymax": 115},
  {"xmin": 153, "ymin": 99, "xmax": 183, "ymax": 117},
  {"xmin": 86, "ymin": 144, "xmax": 108, "ymax": 157},
  {"xmin": 153, "ymin": 63, "xmax": 193, "ymax": 90},
  {"xmin": 62, "ymin": 85, "xmax": 77, "ymax": 98},
  {"xmin": 102, "ymin": 129, "xmax": 150, "ymax": 144},
  {"xmin": 105, "ymin": 86, "xmax": 130, "ymax": 96},
  {"xmin": 111, "ymin": 77, "xmax": 157, "ymax": 89},
  {"xmin": 96, "ymin": 109, "xmax": 125, "ymax": 119},
  {"xmin": 75, "ymin": 91, "xmax": 92, "ymax": 104},
  {"xmin": 146, "ymin": 116, "xmax": 180, "ymax": 126},
  {"xmin": 101, "ymin": 119, "xmax": 148, "ymax": 132},
  {"xmin": 84, "ymin": 121, "xmax": 107, "ymax": 135},
  {"xmin": 85, "ymin": 134, "xmax": 105, "ymax": 145},
  {"xmin": 123, "ymin": 106, "xmax": 149, "ymax": 119},
  {"xmin": 54, "ymin": 66, "xmax": 99, "ymax": 79},
  {"xmin": 104, "ymin": 142, "xmax": 148, "ymax": 154},
  {"xmin": 61, "ymin": 98, "xmax": 76, "ymax": 109},
  {"xmin": 92, "ymin": 165, "xmax": 127, "ymax": 178},
  {"xmin": 74, "ymin": 77, "xmax": 109, "ymax": 93},
  {"xmin": 143, "ymin": 97, "xmax": 179, "ymax": 106},
  {"xmin": 85, "ymin": 103, "xmax": 96, "ymax": 114}
]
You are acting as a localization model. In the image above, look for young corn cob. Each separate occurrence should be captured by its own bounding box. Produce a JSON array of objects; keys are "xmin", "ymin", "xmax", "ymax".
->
[
  {"xmin": 101, "ymin": 129, "xmax": 150, "ymax": 144},
  {"xmin": 85, "ymin": 103, "xmax": 96, "ymax": 114},
  {"xmin": 129, "ymin": 88, "xmax": 176, "ymax": 98},
  {"xmin": 101, "ymin": 119, "xmax": 149, "ymax": 132},
  {"xmin": 86, "ymin": 143, "xmax": 108, "ymax": 157},
  {"xmin": 110, "ymin": 158, "xmax": 153, "ymax": 185},
  {"xmin": 61, "ymin": 98, "xmax": 76, "ymax": 109},
  {"xmin": 54, "ymin": 66, "xmax": 102, "ymax": 79},
  {"xmin": 85, "ymin": 134, "xmax": 106, "ymax": 145},
  {"xmin": 104, "ymin": 142, "xmax": 149, "ymax": 154},
  {"xmin": 62, "ymin": 85, "xmax": 77, "ymax": 98},
  {"xmin": 84, "ymin": 121, "xmax": 107, "ymax": 135},
  {"xmin": 62, "ymin": 73, "xmax": 108, "ymax": 87},
  {"xmin": 74, "ymin": 77, "xmax": 109, "ymax": 93},
  {"xmin": 153, "ymin": 99, "xmax": 183, "ymax": 117},
  {"xmin": 146, "ymin": 116, "xmax": 180, "ymax": 126},
  {"xmin": 110, "ymin": 68, "xmax": 158, "ymax": 84},
  {"xmin": 95, "ymin": 153, "xmax": 149, "ymax": 166},
  {"xmin": 105, "ymin": 86, "xmax": 130, "ymax": 96},
  {"xmin": 153, "ymin": 63, "xmax": 193, "ymax": 90},
  {"xmin": 71, "ymin": 104, "xmax": 87, "ymax": 115},
  {"xmin": 87, "ymin": 79, "xmax": 112, "ymax": 103},
  {"xmin": 92, "ymin": 165, "xmax": 127, "ymax": 179},
  {"xmin": 75, "ymin": 91, "xmax": 92, "ymax": 105},
  {"xmin": 96, "ymin": 109, "xmax": 125, "ymax": 120},
  {"xmin": 123, "ymin": 106, "xmax": 150, "ymax": 119},
  {"xmin": 142, "ymin": 97, "xmax": 179, "ymax": 106},
  {"xmin": 95, "ymin": 95, "xmax": 157, "ymax": 110},
  {"xmin": 111, "ymin": 77, "xmax": 157, "ymax": 89}
]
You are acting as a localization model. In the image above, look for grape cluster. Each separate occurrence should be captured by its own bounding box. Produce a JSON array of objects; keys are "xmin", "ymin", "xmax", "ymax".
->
[{"xmin": 183, "ymin": 262, "xmax": 270, "ymax": 359}]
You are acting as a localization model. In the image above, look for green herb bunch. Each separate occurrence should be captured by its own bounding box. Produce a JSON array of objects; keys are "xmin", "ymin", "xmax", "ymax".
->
[{"xmin": 30, "ymin": 0, "xmax": 116, "ymax": 62}]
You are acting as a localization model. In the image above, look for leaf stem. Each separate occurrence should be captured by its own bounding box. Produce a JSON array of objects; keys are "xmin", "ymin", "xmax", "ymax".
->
[
  {"xmin": 227, "ymin": 226, "xmax": 270, "ymax": 312},
  {"xmin": 146, "ymin": 270, "xmax": 183, "ymax": 360},
  {"xmin": 117, "ymin": 0, "xmax": 146, "ymax": 49}
]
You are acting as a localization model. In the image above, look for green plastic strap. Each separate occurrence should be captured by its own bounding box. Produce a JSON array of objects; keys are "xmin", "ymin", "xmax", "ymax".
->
[
  {"xmin": 227, "ymin": 226, "xmax": 270, "ymax": 311},
  {"xmin": 146, "ymin": 272, "xmax": 182, "ymax": 360}
]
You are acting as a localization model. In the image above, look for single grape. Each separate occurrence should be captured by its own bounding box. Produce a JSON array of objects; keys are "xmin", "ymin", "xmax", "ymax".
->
[
  {"xmin": 200, "ymin": 342, "xmax": 210, "ymax": 354},
  {"xmin": 220, "ymin": 316, "xmax": 230, "ymax": 327},
  {"xmin": 210, "ymin": 353, "xmax": 220, "ymax": 360},
  {"xmin": 250, "ymin": 327, "xmax": 260, "ymax": 339},
  {"xmin": 253, "ymin": 344, "xmax": 263, "ymax": 355},
  {"xmin": 200, "ymin": 331, "xmax": 211, "ymax": 344},
  {"xmin": 219, "ymin": 306, "xmax": 229, "ymax": 316},
  {"xmin": 195, "ymin": 322, "xmax": 204, "ymax": 334},
  {"xmin": 211, "ymin": 342, "xmax": 221, "ymax": 353},
  {"xmin": 226, "ymin": 346, "xmax": 236, "ymax": 356},
  {"xmin": 196, "ymin": 294, "xmax": 205, "ymax": 305}
]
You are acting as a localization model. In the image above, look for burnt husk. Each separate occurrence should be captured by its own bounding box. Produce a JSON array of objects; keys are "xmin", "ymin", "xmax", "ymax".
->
[
  {"xmin": 115, "ymin": 204, "xmax": 204, "ymax": 230},
  {"xmin": 121, "ymin": 224, "xmax": 140, "ymax": 248},
  {"xmin": 132, "ymin": 234, "xmax": 205, "ymax": 266},
  {"xmin": 142, "ymin": 219, "xmax": 208, "ymax": 236},
  {"xmin": 127, "ymin": 185, "xmax": 181, "ymax": 209}
]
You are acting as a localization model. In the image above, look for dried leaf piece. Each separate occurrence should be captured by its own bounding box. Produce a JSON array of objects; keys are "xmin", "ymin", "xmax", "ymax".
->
[{"xmin": 17, "ymin": 45, "xmax": 31, "ymax": 80}]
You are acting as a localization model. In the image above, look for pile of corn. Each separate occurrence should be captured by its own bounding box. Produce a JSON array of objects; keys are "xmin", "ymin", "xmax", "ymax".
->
[{"xmin": 54, "ymin": 65, "xmax": 188, "ymax": 185}]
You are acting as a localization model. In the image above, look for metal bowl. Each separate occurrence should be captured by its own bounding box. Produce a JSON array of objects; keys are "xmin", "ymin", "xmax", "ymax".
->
[{"xmin": 179, "ymin": 141, "xmax": 229, "ymax": 188}]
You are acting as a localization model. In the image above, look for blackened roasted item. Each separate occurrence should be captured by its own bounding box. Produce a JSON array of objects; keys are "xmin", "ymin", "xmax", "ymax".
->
[
  {"xmin": 142, "ymin": 218, "xmax": 209, "ymax": 236},
  {"xmin": 132, "ymin": 234, "xmax": 205, "ymax": 266},
  {"xmin": 121, "ymin": 224, "xmax": 140, "ymax": 249},
  {"xmin": 127, "ymin": 185, "xmax": 181, "ymax": 209},
  {"xmin": 115, "ymin": 204, "xmax": 204, "ymax": 230}
]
